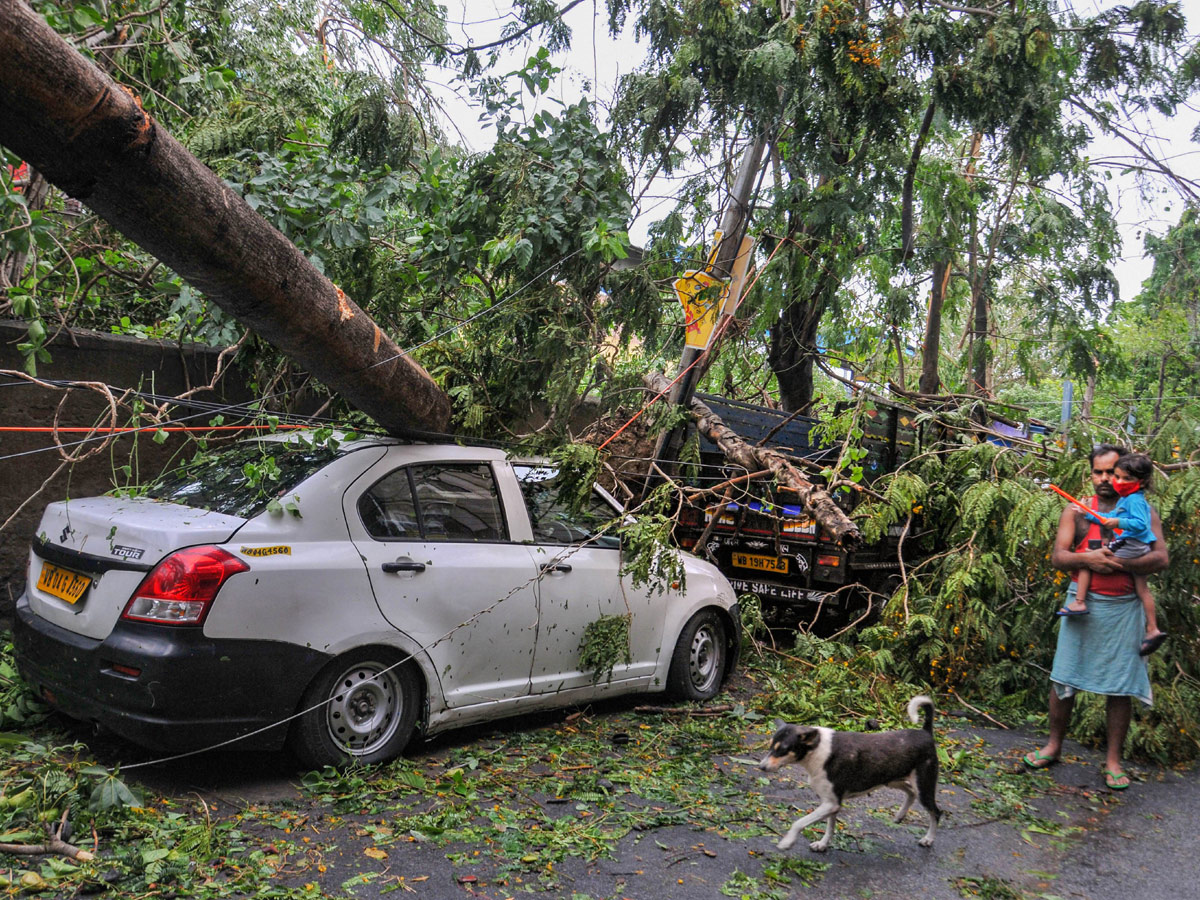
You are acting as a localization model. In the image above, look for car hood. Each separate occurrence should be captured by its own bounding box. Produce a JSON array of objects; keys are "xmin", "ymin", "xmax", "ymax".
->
[{"xmin": 25, "ymin": 496, "xmax": 246, "ymax": 640}]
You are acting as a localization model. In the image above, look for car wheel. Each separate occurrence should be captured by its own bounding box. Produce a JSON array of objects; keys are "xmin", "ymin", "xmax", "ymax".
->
[
  {"xmin": 289, "ymin": 649, "xmax": 420, "ymax": 769},
  {"xmin": 666, "ymin": 609, "xmax": 727, "ymax": 701}
]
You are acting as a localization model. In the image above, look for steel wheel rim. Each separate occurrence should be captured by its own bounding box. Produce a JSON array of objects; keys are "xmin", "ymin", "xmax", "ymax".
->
[
  {"xmin": 689, "ymin": 624, "xmax": 720, "ymax": 693},
  {"xmin": 325, "ymin": 662, "xmax": 402, "ymax": 756}
]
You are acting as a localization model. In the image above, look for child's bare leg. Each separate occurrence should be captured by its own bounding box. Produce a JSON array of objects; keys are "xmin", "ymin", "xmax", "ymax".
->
[
  {"xmin": 1135, "ymin": 575, "xmax": 1162, "ymax": 638},
  {"xmin": 1064, "ymin": 573, "xmax": 1090, "ymax": 613}
]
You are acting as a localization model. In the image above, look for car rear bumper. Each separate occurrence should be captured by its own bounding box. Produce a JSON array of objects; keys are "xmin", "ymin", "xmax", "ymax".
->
[{"xmin": 14, "ymin": 594, "xmax": 332, "ymax": 753}]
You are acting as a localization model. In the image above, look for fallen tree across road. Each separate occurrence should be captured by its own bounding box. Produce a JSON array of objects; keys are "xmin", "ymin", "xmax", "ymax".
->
[{"xmin": 0, "ymin": 0, "xmax": 450, "ymax": 436}]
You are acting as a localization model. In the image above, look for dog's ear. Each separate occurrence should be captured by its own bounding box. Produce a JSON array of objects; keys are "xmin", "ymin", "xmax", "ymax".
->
[{"xmin": 772, "ymin": 718, "xmax": 786, "ymax": 731}]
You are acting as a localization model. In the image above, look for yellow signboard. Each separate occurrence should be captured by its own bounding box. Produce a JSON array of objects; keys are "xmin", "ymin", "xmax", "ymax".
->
[
  {"xmin": 675, "ymin": 269, "xmax": 724, "ymax": 349},
  {"xmin": 674, "ymin": 233, "xmax": 756, "ymax": 351}
]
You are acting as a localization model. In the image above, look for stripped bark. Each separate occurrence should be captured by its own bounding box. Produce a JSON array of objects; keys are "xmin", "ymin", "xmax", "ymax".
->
[
  {"xmin": 644, "ymin": 372, "xmax": 861, "ymax": 546},
  {"xmin": 0, "ymin": 0, "xmax": 450, "ymax": 436}
]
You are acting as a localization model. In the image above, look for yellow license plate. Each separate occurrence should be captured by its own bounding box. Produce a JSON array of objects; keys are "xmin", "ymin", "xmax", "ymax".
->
[
  {"xmin": 37, "ymin": 561, "xmax": 91, "ymax": 605},
  {"xmin": 731, "ymin": 552, "xmax": 789, "ymax": 574}
]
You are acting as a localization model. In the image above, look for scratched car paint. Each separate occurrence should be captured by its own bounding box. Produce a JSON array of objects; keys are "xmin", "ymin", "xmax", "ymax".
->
[{"xmin": 13, "ymin": 432, "xmax": 740, "ymax": 767}]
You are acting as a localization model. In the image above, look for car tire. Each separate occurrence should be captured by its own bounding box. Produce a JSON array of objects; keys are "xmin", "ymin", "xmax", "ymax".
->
[
  {"xmin": 666, "ymin": 609, "xmax": 727, "ymax": 701},
  {"xmin": 289, "ymin": 649, "xmax": 420, "ymax": 769}
]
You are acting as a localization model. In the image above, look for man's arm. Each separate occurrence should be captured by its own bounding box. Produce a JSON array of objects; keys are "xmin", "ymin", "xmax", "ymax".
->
[
  {"xmin": 1050, "ymin": 505, "xmax": 1122, "ymax": 574},
  {"xmin": 1119, "ymin": 507, "xmax": 1169, "ymax": 576}
]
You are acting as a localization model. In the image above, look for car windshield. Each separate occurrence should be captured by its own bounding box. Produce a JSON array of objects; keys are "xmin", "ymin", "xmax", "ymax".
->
[
  {"xmin": 514, "ymin": 465, "xmax": 622, "ymax": 548},
  {"xmin": 143, "ymin": 439, "xmax": 344, "ymax": 518}
]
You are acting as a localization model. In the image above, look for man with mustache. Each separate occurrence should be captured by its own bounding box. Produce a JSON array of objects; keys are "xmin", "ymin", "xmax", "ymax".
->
[{"xmin": 1022, "ymin": 444, "xmax": 1169, "ymax": 790}]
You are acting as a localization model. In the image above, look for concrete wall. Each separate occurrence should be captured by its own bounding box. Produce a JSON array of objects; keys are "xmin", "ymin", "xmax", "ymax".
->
[{"xmin": 0, "ymin": 320, "xmax": 251, "ymax": 623}]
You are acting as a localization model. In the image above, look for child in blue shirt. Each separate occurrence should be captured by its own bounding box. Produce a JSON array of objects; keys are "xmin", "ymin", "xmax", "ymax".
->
[{"xmin": 1058, "ymin": 452, "xmax": 1166, "ymax": 656}]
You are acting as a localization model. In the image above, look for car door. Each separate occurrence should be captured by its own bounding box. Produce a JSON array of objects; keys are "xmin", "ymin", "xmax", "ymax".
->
[
  {"xmin": 348, "ymin": 458, "xmax": 541, "ymax": 709},
  {"xmin": 514, "ymin": 465, "xmax": 665, "ymax": 693}
]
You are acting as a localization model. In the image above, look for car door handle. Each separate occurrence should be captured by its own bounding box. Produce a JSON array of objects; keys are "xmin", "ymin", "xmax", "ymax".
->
[
  {"xmin": 541, "ymin": 563, "xmax": 572, "ymax": 575},
  {"xmin": 382, "ymin": 560, "xmax": 426, "ymax": 574}
]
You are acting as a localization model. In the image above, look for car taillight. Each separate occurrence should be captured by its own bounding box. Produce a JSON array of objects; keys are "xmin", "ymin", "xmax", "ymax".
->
[
  {"xmin": 122, "ymin": 546, "xmax": 249, "ymax": 626},
  {"xmin": 816, "ymin": 554, "xmax": 841, "ymax": 568}
]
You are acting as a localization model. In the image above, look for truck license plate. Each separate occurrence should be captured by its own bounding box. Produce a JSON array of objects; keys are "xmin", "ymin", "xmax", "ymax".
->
[
  {"xmin": 731, "ymin": 552, "xmax": 788, "ymax": 574},
  {"xmin": 37, "ymin": 561, "xmax": 91, "ymax": 605}
]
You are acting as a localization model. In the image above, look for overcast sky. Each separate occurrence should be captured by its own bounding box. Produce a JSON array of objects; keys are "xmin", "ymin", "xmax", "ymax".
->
[{"xmin": 430, "ymin": 0, "xmax": 1200, "ymax": 303}]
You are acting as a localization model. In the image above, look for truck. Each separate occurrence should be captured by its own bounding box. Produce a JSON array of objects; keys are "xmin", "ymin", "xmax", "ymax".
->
[{"xmin": 672, "ymin": 393, "xmax": 920, "ymax": 626}]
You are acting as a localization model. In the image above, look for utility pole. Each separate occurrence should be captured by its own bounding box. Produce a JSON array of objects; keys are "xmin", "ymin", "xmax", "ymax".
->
[{"xmin": 642, "ymin": 135, "xmax": 767, "ymax": 496}]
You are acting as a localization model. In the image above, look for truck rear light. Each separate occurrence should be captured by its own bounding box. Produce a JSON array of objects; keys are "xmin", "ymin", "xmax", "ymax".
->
[
  {"xmin": 122, "ymin": 546, "xmax": 249, "ymax": 625},
  {"xmin": 816, "ymin": 554, "xmax": 841, "ymax": 568}
]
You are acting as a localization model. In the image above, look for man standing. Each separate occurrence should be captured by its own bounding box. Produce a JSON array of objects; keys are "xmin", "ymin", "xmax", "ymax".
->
[{"xmin": 1023, "ymin": 444, "xmax": 1168, "ymax": 789}]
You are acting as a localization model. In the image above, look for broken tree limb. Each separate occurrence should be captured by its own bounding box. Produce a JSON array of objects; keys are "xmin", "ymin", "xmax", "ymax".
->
[
  {"xmin": 644, "ymin": 372, "xmax": 861, "ymax": 546},
  {"xmin": 0, "ymin": 813, "xmax": 95, "ymax": 862},
  {"xmin": 0, "ymin": 0, "xmax": 450, "ymax": 437},
  {"xmin": 633, "ymin": 704, "xmax": 733, "ymax": 716},
  {"xmin": 0, "ymin": 837, "xmax": 94, "ymax": 862}
]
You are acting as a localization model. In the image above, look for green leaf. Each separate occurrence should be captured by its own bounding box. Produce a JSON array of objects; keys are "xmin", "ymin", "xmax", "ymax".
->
[{"xmin": 89, "ymin": 774, "xmax": 141, "ymax": 811}]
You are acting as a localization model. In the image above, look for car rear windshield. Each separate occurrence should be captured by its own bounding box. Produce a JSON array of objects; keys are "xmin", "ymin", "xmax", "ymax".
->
[{"xmin": 143, "ymin": 441, "xmax": 344, "ymax": 518}]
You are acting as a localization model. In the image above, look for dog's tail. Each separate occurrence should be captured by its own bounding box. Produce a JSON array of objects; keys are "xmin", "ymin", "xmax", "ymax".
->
[{"xmin": 907, "ymin": 695, "xmax": 935, "ymax": 733}]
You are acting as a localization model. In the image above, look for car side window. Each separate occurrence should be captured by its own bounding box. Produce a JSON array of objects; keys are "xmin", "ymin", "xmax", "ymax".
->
[
  {"xmin": 515, "ymin": 465, "xmax": 621, "ymax": 548},
  {"xmin": 360, "ymin": 463, "xmax": 507, "ymax": 542},
  {"xmin": 358, "ymin": 469, "xmax": 419, "ymax": 539}
]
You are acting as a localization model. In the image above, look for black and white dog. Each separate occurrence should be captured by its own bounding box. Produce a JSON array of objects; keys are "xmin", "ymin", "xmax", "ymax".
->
[{"xmin": 758, "ymin": 695, "xmax": 941, "ymax": 852}]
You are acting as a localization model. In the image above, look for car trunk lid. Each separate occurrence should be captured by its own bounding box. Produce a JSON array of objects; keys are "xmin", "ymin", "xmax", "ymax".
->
[{"xmin": 26, "ymin": 496, "xmax": 246, "ymax": 640}]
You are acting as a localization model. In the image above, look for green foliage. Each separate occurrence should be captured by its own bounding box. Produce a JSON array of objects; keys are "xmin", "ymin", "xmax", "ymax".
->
[
  {"xmin": 399, "ymin": 54, "xmax": 643, "ymax": 436},
  {"xmin": 548, "ymin": 443, "xmax": 603, "ymax": 514},
  {"xmin": 721, "ymin": 856, "xmax": 829, "ymax": 899},
  {"xmin": 738, "ymin": 592, "xmax": 769, "ymax": 644},
  {"xmin": 619, "ymin": 485, "xmax": 687, "ymax": 594},
  {"xmin": 857, "ymin": 470, "xmax": 930, "ymax": 543},
  {"xmin": 578, "ymin": 613, "xmax": 633, "ymax": 682},
  {"xmin": 604, "ymin": 0, "xmax": 1195, "ymax": 410},
  {"xmin": 851, "ymin": 436, "xmax": 1200, "ymax": 764},
  {"xmin": 0, "ymin": 635, "xmax": 1161, "ymax": 893},
  {"xmin": 0, "ymin": 640, "xmax": 47, "ymax": 729}
]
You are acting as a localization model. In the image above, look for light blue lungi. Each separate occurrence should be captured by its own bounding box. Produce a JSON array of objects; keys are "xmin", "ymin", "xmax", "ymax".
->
[{"xmin": 1050, "ymin": 584, "xmax": 1152, "ymax": 707}]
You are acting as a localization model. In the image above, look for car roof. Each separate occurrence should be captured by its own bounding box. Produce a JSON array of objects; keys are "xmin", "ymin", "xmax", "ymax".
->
[{"xmin": 252, "ymin": 429, "xmax": 511, "ymax": 459}]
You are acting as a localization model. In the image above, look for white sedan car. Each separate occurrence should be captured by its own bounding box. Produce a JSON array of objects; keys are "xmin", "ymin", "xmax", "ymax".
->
[{"xmin": 14, "ymin": 433, "xmax": 740, "ymax": 767}]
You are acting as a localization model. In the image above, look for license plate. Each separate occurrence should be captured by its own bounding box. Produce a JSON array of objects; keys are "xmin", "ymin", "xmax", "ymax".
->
[
  {"xmin": 731, "ymin": 552, "xmax": 789, "ymax": 574},
  {"xmin": 37, "ymin": 561, "xmax": 91, "ymax": 605}
]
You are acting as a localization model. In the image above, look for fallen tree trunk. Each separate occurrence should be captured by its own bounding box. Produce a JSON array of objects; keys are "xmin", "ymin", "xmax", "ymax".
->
[
  {"xmin": 0, "ymin": 0, "xmax": 450, "ymax": 436},
  {"xmin": 644, "ymin": 373, "xmax": 861, "ymax": 546}
]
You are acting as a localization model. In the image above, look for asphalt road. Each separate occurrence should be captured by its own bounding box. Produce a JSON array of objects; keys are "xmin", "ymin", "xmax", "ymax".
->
[{"xmin": 117, "ymin": 713, "xmax": 1200, "ymax": 900}]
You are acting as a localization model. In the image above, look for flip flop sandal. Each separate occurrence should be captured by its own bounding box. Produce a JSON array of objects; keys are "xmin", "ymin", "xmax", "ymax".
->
[
  {"xmin": 1104, "ymin": 769, "xmax": 1131, "ymax": 790},
  {"xmin": 1055, "ymin": 607, "xmax": 1090, "ymax": 617},
  {"xmin": 1139, "ymin": 633, "xmax": 1168, "ymax": 657},
  {"xmin": 1022, "ymin": 749, "xmax": 1059, "ymax": 770}
]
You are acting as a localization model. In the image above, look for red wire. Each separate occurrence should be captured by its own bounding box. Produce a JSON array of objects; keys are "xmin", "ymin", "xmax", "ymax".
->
[{"xmin": 0, "ymin": 424, "xmax": 310, "ymax": 433}]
